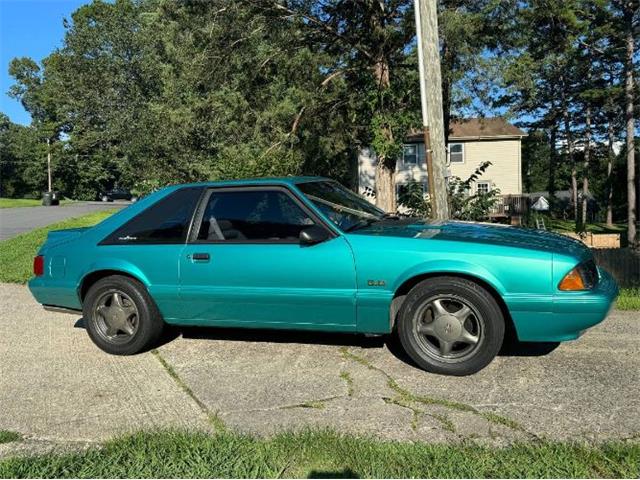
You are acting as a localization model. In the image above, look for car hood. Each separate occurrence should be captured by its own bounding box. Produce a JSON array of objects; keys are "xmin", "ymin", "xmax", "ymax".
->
[{"xmin": 351, "ymin": 219, "xmax": 590, "ymax": 259}]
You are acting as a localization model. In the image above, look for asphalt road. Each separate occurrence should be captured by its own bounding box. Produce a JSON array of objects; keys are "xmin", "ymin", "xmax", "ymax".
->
[
  {"xmin": 0, "ymin": 282, "xmax": 638, "ymax": 457},
  {"xmin": 0, "ymin": 202, "xmax": 129, "ymax": 240}
]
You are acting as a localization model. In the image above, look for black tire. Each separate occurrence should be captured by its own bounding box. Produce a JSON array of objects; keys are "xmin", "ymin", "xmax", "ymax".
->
[
  {"xmin": 83, "ymin": 275, "xmax": 164, "ymax": 355},
  {"xmin": 397, "ymin": 276, "xmax": 504, "ymax": 376}
]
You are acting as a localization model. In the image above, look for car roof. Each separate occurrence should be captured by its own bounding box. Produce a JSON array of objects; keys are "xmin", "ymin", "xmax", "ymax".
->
[{"xmin": 167, "ymin": 176, "xmax": 330, "ymax": 189}]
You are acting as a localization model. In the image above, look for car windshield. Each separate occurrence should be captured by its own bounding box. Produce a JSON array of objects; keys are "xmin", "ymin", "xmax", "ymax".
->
[{"xmin": 297, "ymin": 180, "xmax": 385, "ymax": 231}]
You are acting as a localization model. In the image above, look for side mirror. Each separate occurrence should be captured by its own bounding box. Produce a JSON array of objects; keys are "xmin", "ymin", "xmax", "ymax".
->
[{"xmin": 299, "ymin": 225, "xmax": 330, "ymax": 246}]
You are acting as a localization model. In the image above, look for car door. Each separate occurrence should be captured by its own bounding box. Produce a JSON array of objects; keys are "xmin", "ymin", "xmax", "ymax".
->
[
  {"xmin": 177, "ymin": 186, "xmax": 357, "ymax": 330},
  {"xmin": 97, "ymin": 186, "xmax": 204, "ymax": 321}
]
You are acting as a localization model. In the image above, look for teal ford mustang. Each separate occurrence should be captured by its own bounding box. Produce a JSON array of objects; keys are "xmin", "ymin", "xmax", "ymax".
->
[{"xmin": 29, "ymin": 177, "xmax": 619, "ymax": 375}]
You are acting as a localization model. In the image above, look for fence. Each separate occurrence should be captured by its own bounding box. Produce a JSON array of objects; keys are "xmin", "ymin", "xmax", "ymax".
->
[
  {"xmin": 488, "ymin": 195, "xmax": 531, "ymax": 225},
  {"xmin": 592, "ymin": 248, "xmax": 640, "ymax": 288}
]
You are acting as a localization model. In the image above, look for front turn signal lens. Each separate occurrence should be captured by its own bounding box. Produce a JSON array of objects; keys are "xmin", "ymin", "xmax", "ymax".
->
[{"xmin": 559, "ymin": 266, "xmax": 586, "ymax": 291}]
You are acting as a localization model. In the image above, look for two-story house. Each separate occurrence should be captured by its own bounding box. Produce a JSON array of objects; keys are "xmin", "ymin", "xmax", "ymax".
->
[{"xmin": 358, "ymin": 117, "xmax": 527, "ymax": 205}]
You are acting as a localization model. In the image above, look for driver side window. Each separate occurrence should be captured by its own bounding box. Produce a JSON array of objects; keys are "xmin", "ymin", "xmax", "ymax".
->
[{"xmin": 196, "ymin": 189, "xmax": 315, "ymax": 243}]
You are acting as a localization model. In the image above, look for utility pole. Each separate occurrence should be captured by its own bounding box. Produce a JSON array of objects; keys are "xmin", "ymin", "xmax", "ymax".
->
[
  {"xmin": 414, "ymin": 0, "xmax": 449, "ymax": 219},
  {"xmin": 46, "ymin": 137, "xmax": 52, "ymax": 192}
]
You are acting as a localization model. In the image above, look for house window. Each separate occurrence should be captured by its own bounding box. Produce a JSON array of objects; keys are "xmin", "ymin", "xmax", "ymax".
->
[
  {"xmin": 477, "ymin": 181, "xmax": 491, "ymax": 195},
  {"xmin": 403, "ymin": 144, "xmax": 418, "ymax": 165},
  {"xmin": 449, "ymin": 143, "xmax": 464, "ymax": 163},
  {"xmin": 397, "ymin": 182, "xmax": 428, "ymax": 199}
]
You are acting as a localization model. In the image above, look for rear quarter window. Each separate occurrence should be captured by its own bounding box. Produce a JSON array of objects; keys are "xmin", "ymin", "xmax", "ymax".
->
[{"xmin": 100, "ymin": 187, "xmax": 203, "ymax": 245}]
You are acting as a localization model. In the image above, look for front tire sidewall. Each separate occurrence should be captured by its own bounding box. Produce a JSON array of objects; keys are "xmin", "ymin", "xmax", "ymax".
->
[
  {"xmin": 83, "ymin": 276, "xmax": 163, "ymax": 355},
  {"xmin": 397, "ymin": 277, "xmax": 505, "ymax": 376}
]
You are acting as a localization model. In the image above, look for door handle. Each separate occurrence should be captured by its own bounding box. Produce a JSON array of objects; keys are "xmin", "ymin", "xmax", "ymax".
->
[{"xmin": 190, "ymin": 253, "xmax": 210, "ymax": 262}]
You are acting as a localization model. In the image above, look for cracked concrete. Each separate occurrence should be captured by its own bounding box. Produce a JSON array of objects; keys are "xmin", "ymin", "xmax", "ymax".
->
[{"xmin": 1, "ymin": 282, "xmax": 639, "ymax": 454}]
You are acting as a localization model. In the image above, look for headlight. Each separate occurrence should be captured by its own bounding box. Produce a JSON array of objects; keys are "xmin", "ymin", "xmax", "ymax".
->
[{"xmin": 558, "ymin": 260, "xmax": 598, "ymax": 291}]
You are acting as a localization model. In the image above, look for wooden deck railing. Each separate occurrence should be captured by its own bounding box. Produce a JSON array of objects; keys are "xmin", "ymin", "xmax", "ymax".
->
[{"xmin": 489, "ymin": 195, "xmax": 530, "ymax": 218}]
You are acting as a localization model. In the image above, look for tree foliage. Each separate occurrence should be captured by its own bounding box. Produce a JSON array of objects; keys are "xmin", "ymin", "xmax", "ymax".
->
[{"xmin": 0, "ymin": 0, "xmax": 637, "ymax": 242}]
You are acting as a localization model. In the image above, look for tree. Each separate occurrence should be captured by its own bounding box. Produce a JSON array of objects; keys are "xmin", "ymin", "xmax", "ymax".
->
[
  {"xmin": 7, "ymin": 0, "xmax": 358, "ymax": 198},
  {"xmin": 260, "ymin": 0, "xmax": 419, "ymax": 212},
  {"xmin": 617, "ymin": 0, "xmax": 638, "ymax": 248},
  {"xmin": 0, "ymin": 114, "xmax": 50, "ymax": 197},
  {"xmin": 499, "ymin": 2, "xmax": 581, "ymax": 213},
  {"xmin": 501, "ymin": 0, "xmax": 637, "ymax": 232}
]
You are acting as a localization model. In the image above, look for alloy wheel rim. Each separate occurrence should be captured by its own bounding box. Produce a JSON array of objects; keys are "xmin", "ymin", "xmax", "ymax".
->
[
  {"xmin": 93, "ymin": 290, "xmax": 139, "ymax": 344},
  {"xmin": 412, "ymin": 294, "xmax": 484, "ymax": 362}
]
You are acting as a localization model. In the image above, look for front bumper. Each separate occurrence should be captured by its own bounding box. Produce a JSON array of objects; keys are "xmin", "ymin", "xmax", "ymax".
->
[{"xmin": 510, "ymin": 268, "xmax": 619, "ymax": 342}]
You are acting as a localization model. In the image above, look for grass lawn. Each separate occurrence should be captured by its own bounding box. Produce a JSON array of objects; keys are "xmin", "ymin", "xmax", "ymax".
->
[
  {"xmin": 0, "ymin": 198, "xmax": 76, "ymax": 208},
  {"xmin": 617, "ymin": 288, "xmax": 640, "ymax": 310},
  {"xmin": 0, "ymin": 210, "xmax": 115, "ymax": 284},
  {"xmin": 0, "ymin": 431, "xmax": 21, "ymax": 445},
  {"xmin": 529, "ymin": 215, "xmax": 628, "ymax": 235},
  {"xmin": 0, "ymin": 429, "xmax": 638, "ymax": 478}
]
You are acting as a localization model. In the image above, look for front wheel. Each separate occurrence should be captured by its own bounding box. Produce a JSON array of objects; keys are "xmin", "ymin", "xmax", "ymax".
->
[
  {"xmin": 83, "ymin": 275, "xmax": 164, "ymax": 355},
  {"xmin": 397, "ymin": 276, "xmax": 504, "ymax": 376}
]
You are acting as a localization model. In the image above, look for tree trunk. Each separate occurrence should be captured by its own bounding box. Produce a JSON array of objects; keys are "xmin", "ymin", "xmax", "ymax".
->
[
  {"xmin": 375, "ymin": 160, "xmax": 396, "ymax": 212},
  {"xmin": 561, "ymin": 77, "xmax": 577, "ymax": 221},
  {"xmin": 564, "ymin": 113, "xmax": 577, "ymax": 221},
  {"xmin": 606, "ymin": 120, "xmax": 615, "ymax": 227},
  {"xmin": 582, "ymin": 105, "xmax": 591, "ymax": 225},
  {"xmin": 624, "ymin": 5, "xmax": 637, "ymax": 248},
  {"xmin": 549, "ymin": 126, "xmax": 557, "ymax": 207},
  {"xmin": 372, "ymin": 53, "xmax": 396, "ymax": 213}
]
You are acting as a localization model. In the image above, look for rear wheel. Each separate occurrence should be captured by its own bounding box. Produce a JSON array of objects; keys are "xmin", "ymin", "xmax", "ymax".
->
[
  {"xmin": 397, "ymin": 276, "xmax": 504, "ymax": 376},
  {"xmin": 83, "ymin": 275, "xmax": 163, "ymax": 355}
]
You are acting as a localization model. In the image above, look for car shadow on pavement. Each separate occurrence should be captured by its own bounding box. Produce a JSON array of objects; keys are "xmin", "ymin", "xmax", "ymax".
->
[
  {"xmin": 383, "ymin": 333, "xmax": 560, "ymax": 370},
  {"xmin": 75, "ymin": 317, "xmax": 386, "ymax": 349},
  {"xmin": 175, "ymin": 325, "xmax": 387, "ymax": 349},
  {"xmin": 74, "ymin": 317, "xmax": 560, "ymax": 361}
]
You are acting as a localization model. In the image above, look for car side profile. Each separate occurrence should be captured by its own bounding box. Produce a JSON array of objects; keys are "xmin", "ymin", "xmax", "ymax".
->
[
  {"xmin": 29, "ymin": 177, "xmax": 619, "ymax": 375},
  {"xmin": 97, "ymin": 187, "xmax": 138, "ymax": 203}
]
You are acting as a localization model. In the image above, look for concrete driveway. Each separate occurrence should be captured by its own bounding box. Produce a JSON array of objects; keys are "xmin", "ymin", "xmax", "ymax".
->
[
  {"xmin": 0, "ymin": 202, "xmax": 129, "ymax": 240},
  {"xmin": 0, "ymin": 282, "xmax": 638, "ymax": 456}
]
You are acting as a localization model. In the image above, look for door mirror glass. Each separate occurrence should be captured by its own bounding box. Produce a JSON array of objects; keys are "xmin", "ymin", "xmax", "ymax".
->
[{"xmin": 299, "ymin": 225, "xmax": 330, "ymax": 246}]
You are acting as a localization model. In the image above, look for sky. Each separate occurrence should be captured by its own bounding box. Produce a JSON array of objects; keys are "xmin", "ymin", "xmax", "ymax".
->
[{"xmin": 0, "ymin": 0, "xmax": 86, "ymax": 125}]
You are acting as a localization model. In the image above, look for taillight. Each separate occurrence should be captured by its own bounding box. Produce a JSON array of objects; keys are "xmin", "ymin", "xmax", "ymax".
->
[{"xmin": 33, "ymin": 255, "xmax": 44, "ymax": 277}]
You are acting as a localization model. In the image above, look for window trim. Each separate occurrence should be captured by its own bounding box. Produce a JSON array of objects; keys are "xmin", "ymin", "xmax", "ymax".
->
[
  {"xmin": 187, "ymin": 185, "xmax": 336, "ymax": 245},
  {"xmin": 449, "ymin": 142, "xmax": 465, "ymax": 164},
  {"xmin": 99, "ymin": 186, "xmax": 205, "ymax": 246}
]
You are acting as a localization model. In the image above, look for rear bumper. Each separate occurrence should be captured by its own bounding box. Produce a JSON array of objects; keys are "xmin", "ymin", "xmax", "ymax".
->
[
  {"xmin": 510, "ymin": 268, "xmax": 619, "ymax": 342},
  {"xmin": 28, "ymin": 277, "xmax": 82, "ymax": 310}
]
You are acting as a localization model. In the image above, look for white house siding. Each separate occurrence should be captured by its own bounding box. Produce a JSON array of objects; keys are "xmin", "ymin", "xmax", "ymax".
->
[
  {"xmin": 357, "ymin": 138, "xmax": 522, "ymax": 201},
  {"xmin": 448, "ymin": 138, "xmax": 522, "ymax": 195}
]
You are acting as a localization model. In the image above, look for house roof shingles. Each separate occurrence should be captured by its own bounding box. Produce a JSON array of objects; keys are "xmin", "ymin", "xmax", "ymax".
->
[{"xmin": 407, "ymin": 117, "xmax": 527, "ymax": 141}]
